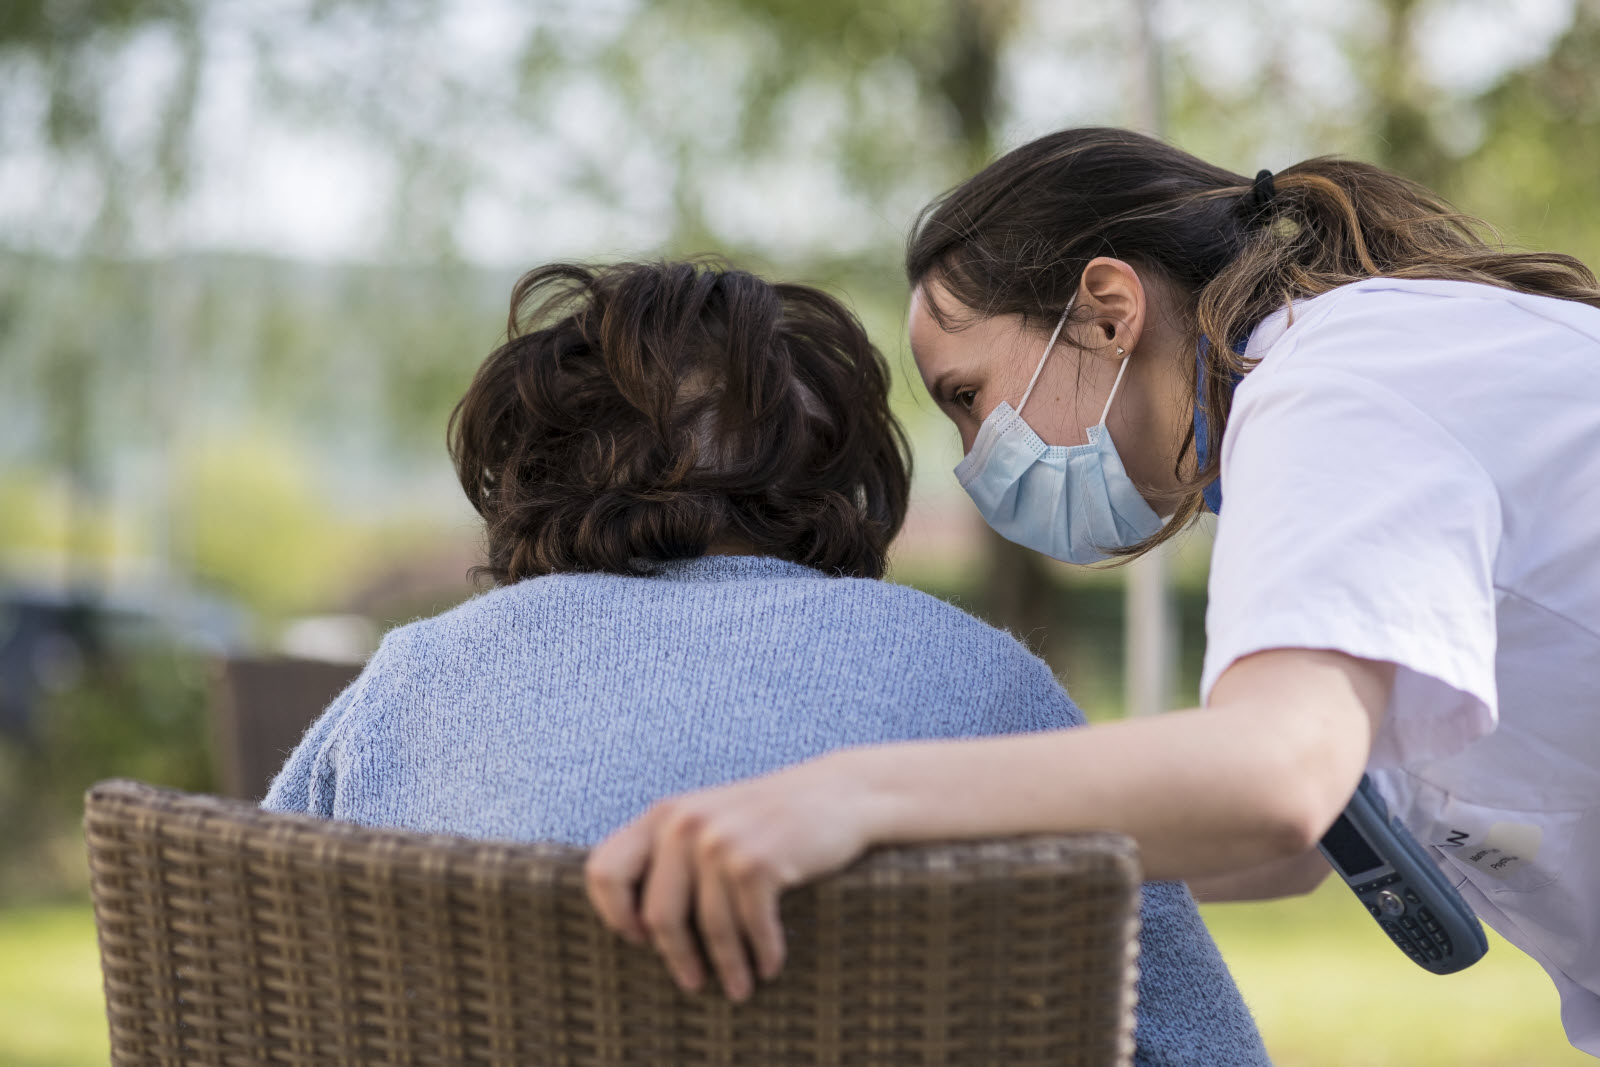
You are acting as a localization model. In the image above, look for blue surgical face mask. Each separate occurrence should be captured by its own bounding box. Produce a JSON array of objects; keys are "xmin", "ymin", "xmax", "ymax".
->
[{"xmin": 954, "ymin": 308, "xmax": 1163, "ymax": 565}]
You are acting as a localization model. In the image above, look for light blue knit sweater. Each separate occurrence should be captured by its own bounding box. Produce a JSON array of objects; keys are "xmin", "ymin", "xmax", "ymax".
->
[{"xmin": 264, "ymin": 555, "xmax": 1268, "ymax": 1065}]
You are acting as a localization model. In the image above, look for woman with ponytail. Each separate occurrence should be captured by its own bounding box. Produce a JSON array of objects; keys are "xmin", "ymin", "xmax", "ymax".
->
[{"xmin": 587, "ymin": 127, "xmax": 1600, "ymax": 1054}]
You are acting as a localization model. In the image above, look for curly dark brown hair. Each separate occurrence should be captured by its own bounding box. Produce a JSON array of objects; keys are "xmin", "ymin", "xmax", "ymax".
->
[{"xmin": 448, "ymin": 261, "xmax": 911, "ymax": 583}]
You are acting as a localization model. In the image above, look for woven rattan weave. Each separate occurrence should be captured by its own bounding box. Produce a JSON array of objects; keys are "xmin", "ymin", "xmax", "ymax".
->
[{"xmin": 85, "ymin": 778, "xmax": 1140, "ymax": 1066}]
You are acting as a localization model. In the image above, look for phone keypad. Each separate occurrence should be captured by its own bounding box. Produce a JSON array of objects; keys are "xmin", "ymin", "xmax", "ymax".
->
[{"xmin": 1377, "ymin": 901, "xmax": 1453, "ymax": 962}]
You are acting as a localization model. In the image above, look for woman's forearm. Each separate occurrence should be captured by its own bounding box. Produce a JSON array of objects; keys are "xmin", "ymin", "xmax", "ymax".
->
[
  {"xmin": 847, "ymin": 649, "xmax": 1388, "ymax": 881},
  {"xmin": 845, "ymin": 706, "xmax": 1322, "ymax": 879},
  {"xmin": 584, "ymin": 649, "xmax": 1390, "ymax": 999},
  {"xmin": 1187, "ymin": 846, "xmax": 1333, "ymax": 902}
]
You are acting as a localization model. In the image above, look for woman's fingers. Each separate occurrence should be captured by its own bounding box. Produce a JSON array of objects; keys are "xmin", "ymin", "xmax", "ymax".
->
[
  {"xmin": 584, "ymin": 807, "xmax": 659, "ymax": 945},
  {"xmin": 590, "ymin": 796, "xmax": 779, "ymax": 999},
  {"xmin": 586, "ymin": 755, "xmax": 880, "ymax": 998},
  {"xmin": 694, "ymin": 865, "xmax": 753, "ymax": 1001},
  {"xmin": 640, "ymin": 811, "xmax": 705, "ymax": 993},
  {"xmin": 729, "ymin": 860, "xmax": 786, "ymax": 981}
]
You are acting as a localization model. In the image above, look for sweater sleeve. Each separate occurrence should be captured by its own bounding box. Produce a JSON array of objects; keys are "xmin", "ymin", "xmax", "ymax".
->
[
  {"xmin": 972, "ymin": 628, "xmax": 1087, "ymax": 735},
  {"xmin": 260, "ymin": 634, "xmax": 400, "ymax": 815},
  {"xmin": 260, "ymin": 679, "xmax": 360, "ymax": 816}
]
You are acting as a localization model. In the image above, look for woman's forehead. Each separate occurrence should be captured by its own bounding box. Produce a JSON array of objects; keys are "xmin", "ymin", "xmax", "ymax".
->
[
  {"xmin": 909, "ymin": 285, "xmax": 1031, "ymax": 358},
  {"xmin": 908, "ymin": 278, "xmax": 961, "ymax": 328},
  {"xmin": 906, "ymin": 286, "xmax": 939, "ymax": 362}
]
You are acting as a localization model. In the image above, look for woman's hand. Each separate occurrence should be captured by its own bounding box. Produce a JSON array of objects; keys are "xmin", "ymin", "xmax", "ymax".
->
[{"xmin": 584, "ymin": 750, "xmax": 888, "ymax": 1002}]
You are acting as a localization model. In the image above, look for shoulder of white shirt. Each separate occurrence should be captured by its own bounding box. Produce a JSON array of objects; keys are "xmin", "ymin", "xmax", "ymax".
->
[{"xmin": 1245, "ymin": 276, "xmax": 1600, "ymax": 365}]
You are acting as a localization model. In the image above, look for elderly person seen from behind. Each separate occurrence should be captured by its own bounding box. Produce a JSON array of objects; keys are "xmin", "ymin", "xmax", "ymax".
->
[{"xmin": 263, "ymin": 260, "xmax": 1270, "ymax": 1065}]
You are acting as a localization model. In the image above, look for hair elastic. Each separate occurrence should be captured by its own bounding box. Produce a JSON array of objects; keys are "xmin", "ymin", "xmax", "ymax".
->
[{"xmin": 1248, "ymin": 168, "xmax": 1277, "ymax": 216}]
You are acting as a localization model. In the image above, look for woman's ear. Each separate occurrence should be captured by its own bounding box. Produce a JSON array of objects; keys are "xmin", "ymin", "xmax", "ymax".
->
[{"xmin": 1074, "ymin": 257, "xmax": 1146, "ymax": 355}]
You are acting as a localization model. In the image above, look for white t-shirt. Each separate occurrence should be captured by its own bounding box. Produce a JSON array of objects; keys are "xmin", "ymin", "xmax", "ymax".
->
[{"xmin": 1201, "ymin": 278, "xmax": 1600, "ymax": 1053}]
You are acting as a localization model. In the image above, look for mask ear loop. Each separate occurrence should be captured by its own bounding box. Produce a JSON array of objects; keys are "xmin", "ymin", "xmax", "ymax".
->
[
  {"xmin": 1096, "ymin": 344, "xmax": 1132, "ymax": 427},
  {"xmin": 1015, "ymin": 307, "xmax": 1073, "ymax": 418}
]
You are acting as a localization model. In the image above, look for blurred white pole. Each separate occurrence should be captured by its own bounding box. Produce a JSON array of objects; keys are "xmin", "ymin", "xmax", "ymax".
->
[
  {"xmin": 1130, "ymin": 0, "xmax": 1166, "ymax": 143},
  {"xmin": 1124, "ymin": 0, "xmax": 1178, "ymax": 717}
]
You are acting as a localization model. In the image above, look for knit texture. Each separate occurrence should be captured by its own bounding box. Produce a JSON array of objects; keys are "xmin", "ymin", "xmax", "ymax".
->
[{"xmin": 264, "ymin": 555, "xmax": 1268, "ymax": 1065}]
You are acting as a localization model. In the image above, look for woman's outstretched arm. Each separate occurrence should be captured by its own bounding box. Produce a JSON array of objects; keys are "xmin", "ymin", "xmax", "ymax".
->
[
  {"xmin": 584, "ymin": 648, "xmax": 1392, "ymax": 1001},
  {"xmin": 1187, "ymin": 845, "xmax": 1334, "ymax": 902}
]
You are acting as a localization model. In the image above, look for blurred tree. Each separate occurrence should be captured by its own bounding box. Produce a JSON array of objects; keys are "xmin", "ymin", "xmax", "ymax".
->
[
  {"xmin": 0, "ymin": 0, "xmax": 205, "ymax": 244},
  {"xmin": 1450, "ymin": 0, "xmax": 1600, "ymax": 266},
  {"xmin": 1365, "ymin": 0, "xmax": 1450, "ymax": 188},
  {"xmin": 1, "ymin": 0, "xmax": 206, "ymax": 608},
  {"xmin": 1164, "ymin": 0, "xmax": 1599, "ymax": 272},
  {"xmin": 1333, "ymin": 0, "xmax": 1600, "ymax": 271}
]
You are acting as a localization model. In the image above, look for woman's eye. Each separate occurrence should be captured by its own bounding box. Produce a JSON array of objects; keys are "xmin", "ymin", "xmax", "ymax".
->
[{"xmin": 955, "ymin": 389, "xmax": 977, "ymax": 411}]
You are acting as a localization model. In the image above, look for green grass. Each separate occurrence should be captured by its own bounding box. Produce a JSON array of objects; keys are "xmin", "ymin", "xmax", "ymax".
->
[
  {"xmin": 1, "ymin": 888, "xmax": 1589, "ymax": 1066},
  {"xmin": 1202, "ymin": 879, "xmax": 1591, "ymax": 1066},
  {"xmin": 0, "ymin": 902, "xmax": 109, "ymax": 1067}
]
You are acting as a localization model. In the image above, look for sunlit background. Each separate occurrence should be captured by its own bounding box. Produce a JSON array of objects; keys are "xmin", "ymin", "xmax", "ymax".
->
[{"xmin": 2, "ymin": 1, "xmax": 1597, "ymax": 1063}]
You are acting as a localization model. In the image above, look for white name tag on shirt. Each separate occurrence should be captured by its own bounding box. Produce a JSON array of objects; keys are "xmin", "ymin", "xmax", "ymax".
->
[{"xmin": 1444, "ymin": 821, "xmax": 1544, "ymax": 879}]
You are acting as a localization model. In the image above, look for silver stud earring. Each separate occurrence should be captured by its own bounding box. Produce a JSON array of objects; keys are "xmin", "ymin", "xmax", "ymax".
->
[{"xmin": 1116, "ymin": 346, "xmax": 1126, "ymax": 355}]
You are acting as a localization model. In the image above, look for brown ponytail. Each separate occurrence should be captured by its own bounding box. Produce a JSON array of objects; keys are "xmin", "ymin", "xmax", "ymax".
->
[{"xmin": 907, "ymin": 127, "xmax": 1600, "ymax": 556}]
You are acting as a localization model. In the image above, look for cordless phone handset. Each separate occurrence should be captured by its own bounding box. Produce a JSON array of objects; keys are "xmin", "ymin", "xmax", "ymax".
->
[{"xmin": 1318, "ymin": 775, "xmax": 1488, "ymax": 975}]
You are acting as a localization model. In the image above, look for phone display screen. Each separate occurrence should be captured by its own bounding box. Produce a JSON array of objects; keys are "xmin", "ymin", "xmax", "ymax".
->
[{"xmin": 1322, "ymin": 813, "xmax": 1385, "ymax": 879}]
